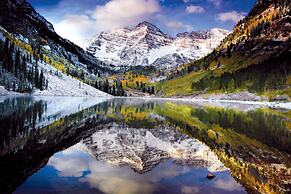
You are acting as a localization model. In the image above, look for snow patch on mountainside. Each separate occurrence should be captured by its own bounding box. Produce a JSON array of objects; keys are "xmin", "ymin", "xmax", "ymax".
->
[{"xmin": 34, "ymin": 62, "xmax": 111, "ymax": 97}]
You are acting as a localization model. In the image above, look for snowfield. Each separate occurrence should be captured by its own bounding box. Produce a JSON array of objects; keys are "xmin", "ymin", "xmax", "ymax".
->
[
  {"xmin": 34, "ymin": 61, "xmax": 111, "ymax": 97},
  {"xmin": 0, "ymin": 63, "xmax": 111, "ymax": 97}
]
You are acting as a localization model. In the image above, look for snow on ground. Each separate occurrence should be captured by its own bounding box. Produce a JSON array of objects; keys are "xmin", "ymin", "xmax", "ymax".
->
[
  {"xmin": 0, "ymin": 86, "xmax": 27, "ymax": 96},
  {"xmin": 34, "ymin": 61, "xmax": 111, "ymax": 97},
  {"xmin": 278, "ymin": 102, "xmax": 291, "ymax": 109},
  {"xmin": 0, "ymin": 62, "xmax": 111, "ymax": 97}
]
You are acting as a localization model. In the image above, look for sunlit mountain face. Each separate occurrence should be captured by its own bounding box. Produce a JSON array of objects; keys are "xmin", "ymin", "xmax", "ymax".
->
[
  {"xmin": 84, "ymin": 22, "xmax": 230, "ymax": 71},
  {"xmin": 0, "ymin": 97, "xmax": 290, "ymax": 194}
]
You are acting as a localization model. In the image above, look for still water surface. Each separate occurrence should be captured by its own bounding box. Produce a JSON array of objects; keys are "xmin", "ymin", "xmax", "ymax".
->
[{"xmin": 0, "ymin": 97, "xmax": 290, "ymax": 194}]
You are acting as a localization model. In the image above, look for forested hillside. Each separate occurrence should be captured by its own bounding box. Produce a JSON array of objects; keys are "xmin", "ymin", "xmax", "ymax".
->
[
  {"xmin": 0, "ymin": 36, "xmax": 47, "ymax": 93},
  {"xmin": 157, "ymin": 0, "xmax": 291, "ymax": 100},
  {"xmin": 0, "ymin": 26, "xmax": 109, "ymax": 97},
  {"xmin": 0, "ymin": 0, "xmax": 118, "ymax": 96}
]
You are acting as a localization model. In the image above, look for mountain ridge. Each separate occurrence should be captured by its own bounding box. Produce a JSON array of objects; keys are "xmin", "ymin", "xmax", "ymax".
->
[
  {"xmin": 86, "ymin": 21, "xmax": 230, "ymax": 71},
  {"xmin": 0, "ymin": 0, "xmax": 115, "ymax": 75}
]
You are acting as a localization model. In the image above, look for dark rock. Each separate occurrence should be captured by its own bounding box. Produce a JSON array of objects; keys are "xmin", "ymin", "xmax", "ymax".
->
[
  {"xmin": 270, "ymin": 95, "xmax": 289, "ymax": 102},
  {"xmin": 207, "ymin": 173, "xmax": 216, "ymax": 180}
]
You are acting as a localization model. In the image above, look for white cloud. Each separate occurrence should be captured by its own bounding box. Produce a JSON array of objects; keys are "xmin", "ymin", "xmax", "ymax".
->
[
  {"xmin": 52, "ymin": 0, "xmax": 161, "ymax": 47},
  {"xmin": 186, "ymin": 5, "xmax": 204, "ymax": 14},
  {"xmin": 214, "ymin": 177, "xmax": 244, "ymax": 191},
  {"xmin": 48, "ymin": 154, "xmax": 89, "ymax": 177},
  {"xmin": 80, "ymin": 164, "xmax": 155, "ymax": 194},
  {"xmin": 207, "ymin": 0, "xmax": 222, "ymax": 8},
  {"xmin": 91, "ymin": 0, "xmax": 160, "ymax": 31},
  {"xmin": 54, "ymin": 15, "xmax": 95, "ymax": 47},
  {"xmin": 217, "ymin": 11, "xmax": 246, "ymax": 23},
  {"xmin": 166, "ymin": 21, "xmax": 193, "ymax": 32}
]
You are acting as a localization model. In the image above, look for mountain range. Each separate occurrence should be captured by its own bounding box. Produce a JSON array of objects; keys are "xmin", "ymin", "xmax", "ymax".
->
[
  {"xmin": 86, "ymin": 21, "xmax": 229, "ymax": 70},
  {"xmin": 0, "ymin": 0, "xmax": 290, "ymax": 100}
]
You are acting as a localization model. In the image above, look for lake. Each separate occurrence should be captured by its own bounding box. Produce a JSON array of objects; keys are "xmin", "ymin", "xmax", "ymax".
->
[{"xmin": 0, "ymin": 97, "xmax": 290, "ymax": 194}]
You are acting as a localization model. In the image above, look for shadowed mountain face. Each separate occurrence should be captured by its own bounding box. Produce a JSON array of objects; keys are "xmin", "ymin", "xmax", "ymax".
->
[
  {"xmin": 0, "ymin": 0, "xmax": 113, "ymax": 75},
  {"xmin": 0, "ymin": 97, "xmax": 290, "ymax": 194}
]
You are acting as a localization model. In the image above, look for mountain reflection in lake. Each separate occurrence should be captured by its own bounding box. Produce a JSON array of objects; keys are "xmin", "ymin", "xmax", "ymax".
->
[{"xmin": 0, "ymin": 97, "xmax": 290, "ymax": 194}]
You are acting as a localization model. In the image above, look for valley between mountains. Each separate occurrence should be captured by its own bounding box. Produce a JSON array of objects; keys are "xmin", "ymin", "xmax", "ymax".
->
[{"xmin": 0, "ymin": 0, "xmax": 290, "ymax": 105}]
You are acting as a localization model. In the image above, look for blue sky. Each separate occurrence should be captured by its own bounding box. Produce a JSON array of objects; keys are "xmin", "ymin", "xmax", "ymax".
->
[{"xmin": 27, "ymin": 0, "xmax": 256, "ymax": 47}]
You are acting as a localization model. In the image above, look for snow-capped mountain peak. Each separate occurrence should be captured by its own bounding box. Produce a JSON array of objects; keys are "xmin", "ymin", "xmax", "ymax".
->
[
  {"xmin": 86, "ymin": 21, "xmax": 230, "ymax": 70},
  {"xmin": 136, "ymin": 21, "xmax": 163, "ymax": 32}
]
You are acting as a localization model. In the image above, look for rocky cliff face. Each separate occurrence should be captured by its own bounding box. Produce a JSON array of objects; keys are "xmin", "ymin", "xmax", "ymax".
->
[
  {"xmin": 86, "ymin": 22, "xmax": 229, "ymax": 70},
  {"xmin": 82, "ymin": 123, "xmax": 226, "ymax": 173}
]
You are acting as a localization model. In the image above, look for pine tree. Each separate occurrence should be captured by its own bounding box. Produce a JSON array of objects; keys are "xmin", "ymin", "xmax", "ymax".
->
[
  {"xmin": 15, "ymin": 49, "xmax": 21, "ymax": 77},
  {"xmin": 39, "ymin": 70, "xmax": 44, "ymax": 90},
  {"xmin": 8, "ymin": 42, "xmax": 14, "ymax": 72},
  {"xmin": 46, "ymin": 80, "xmax": 48, "ymax": 90},
  {"xmin": 80, "ymin": 71, "xmax": 85, "ymax": 80},
  {"xmin": 104, "ymin": 79, "xmax": 109, "ymax": 93},
  {"xmin": 151, "ymin": 86, "xmax": 155, "ymax": 94},
  {"xmin": 3, "ymin": 38, "xmax": 9, "ymax": 70},
  {"xmin": 22, "ymin": 55, "xmax": 27, "ymax": 79},
  {"xmin": 112, "ymin": 84, "xmax": 116, "ymax": 96},
  {"xmin": 34, "ymin": 65, "xmax": 39, "ymax": 88},
  {"xmin": 5, "ymin": 81, "xmax": 10, "ymax": 91},
  {"xmin": 12, "ymin": 81, "xmax": 16, "ymax": 91}
]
